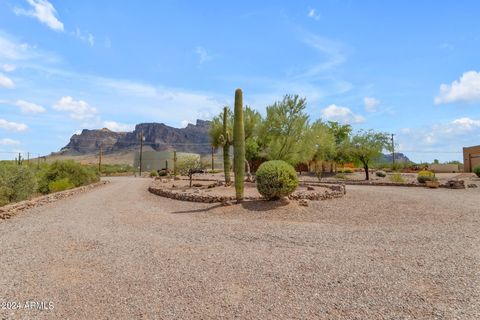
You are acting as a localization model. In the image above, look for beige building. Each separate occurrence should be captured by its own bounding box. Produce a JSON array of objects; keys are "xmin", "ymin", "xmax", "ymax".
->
[{"xmin": 463, "ymin": 145, "xmax": 480, "ymax": 172}]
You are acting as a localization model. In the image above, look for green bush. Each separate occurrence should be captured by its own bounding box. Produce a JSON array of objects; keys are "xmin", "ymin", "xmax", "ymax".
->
[
  {"xmin": 474, "ymin": 165, "xmax": 480, "ymax": 178},
  {"xmin": 150, "ymin": 170, "xmax": 159, "ymax": 177},
  {"xmin": 37, "ymin": 160, "xmax": 99, "ymax": 194},
  {"xmin": 417, "ymin": 170, "xmax": 435, "ymax": 183},
  {"xmin": 375, "ymin": 171, "xmax": 386, "ymax": 177},
  {"xmin": 335, "ymin": 173, "xmax": 347, "ymax": 179},
  {"xmin": 48, "ymin": 178, "xmax": 75, "ymax": 193},
  {"xmin": 0, "ymin": 164, "xmax": 37, "ymax": 205},
  {"xmin": 338, "ymin": 168, "xmax": 353, "ymax": 174},
  {"xmin": 176, "ymin": 155, "xmax": 203, "ymax": 176},
  {"xmin": 389, "ymin": 173, "xmax": 405, "ymax": 183},
  {"xmin": 256, "ymin": 160, "xmax": 298, "ymax": 200}
]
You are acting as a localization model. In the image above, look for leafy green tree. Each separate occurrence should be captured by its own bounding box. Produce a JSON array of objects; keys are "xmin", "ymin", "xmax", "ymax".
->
[
  {"xmin": 260, "ymin": 94, "xmax": 310, "ymax": 165},
  {"xmin": 348, "ymin": 130, "xmax": 391, "ymax": 180},
  {"xmin": 305, "ymin": 120, "xmax": 337, "ymax": 168},
  {"xmin": 326, "ymin": 121, "xmax": 352, "ymax": 167}
]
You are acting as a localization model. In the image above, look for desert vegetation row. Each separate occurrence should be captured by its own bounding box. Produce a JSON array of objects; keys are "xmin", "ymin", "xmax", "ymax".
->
[{"xmin": 0, "ymin": 160, "xmax": 100, "ymax": 206}]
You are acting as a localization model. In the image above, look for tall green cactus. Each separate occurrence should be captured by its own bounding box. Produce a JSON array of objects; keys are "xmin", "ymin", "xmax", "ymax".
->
[
  {"xmin": 233, "ymin": 88, "xmax": 245, "ymax": 202},
  {"xmin": 221, "ymin": 107, "xmax": 231, "ymax": 185}
]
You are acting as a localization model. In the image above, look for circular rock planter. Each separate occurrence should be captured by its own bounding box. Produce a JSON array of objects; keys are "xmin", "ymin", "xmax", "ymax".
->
[{"xmin": 148, "ymin": 179, "xmax": 345, "ymax": 204}]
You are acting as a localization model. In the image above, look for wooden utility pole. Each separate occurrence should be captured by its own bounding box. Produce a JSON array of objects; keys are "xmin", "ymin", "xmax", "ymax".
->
[
  {"xmin": 98, "ymin": 145, "xmax": 103, "ymax": 173},
  {"xmin": 391, "ymin": 134, "xmax": 395, "ymax": 165},
  {"xmin": 139, "ymin": 131, "xmax": 144, "ymax": 176},
  {"xmin": 211, "ymin": 146, "xmax": 214, "ymax": 172},
  {"xmin": 27, "ymin": 152, "xmax": 30, "ymax": 165},
  {"xmin": 37, "ymin": 154, "xmax": 40, "ymax": 170},
  {"xmin": 173, "ymin": 150, "xmax": 177, "ymax": 176}
]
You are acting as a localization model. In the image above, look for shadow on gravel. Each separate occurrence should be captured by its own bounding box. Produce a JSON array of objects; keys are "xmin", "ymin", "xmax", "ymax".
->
[
  {"xmin": 240, "ymin": 199, "xmax": 290, "ymax": 212},
  {"xmin": 171, "ymin": 204, "xmax": 223, "ymax": 214}
]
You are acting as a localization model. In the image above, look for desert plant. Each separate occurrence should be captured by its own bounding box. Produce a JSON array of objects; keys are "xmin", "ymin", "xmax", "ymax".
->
[
  {"xmin": 338, "ymin": 168, "xmax": 353, "ymax": 174},
  {"xmin": 37, "ymin": 160, "xmax": 99, "ymax": 194},
  {"xmin": 0, "ymin": 164, "xmax": 37, "ymax": 205},
  {"xmin": 473, "ymin": 165, "xmax": 480, "ymax": 178},
  {"xmin": 48, "ymin": 178, "xmax": 75, "ymax": 193},
  {"xmin": 221, "ymin": 106, "xmax": 232, "ymax": 185},
  {"xmin": 256, "ymin": 160, "xmax": 298, "ymax": 200},
  {"xmin": 417, "ymin": 170, "xmax": 435, "ymax": 183},
  {"xmin": 335, "ymin": 173, "xmax": 347, "ymax": 180},
  {"xmin": 150, "ymin": 170, "xmax": 159, "ymax": 177},
  {"xmin": 389, "ymin": 173, "xmax": 405, "ymax": 183},
  {"xmin": 375, "ymin": 171, "xmax": 386, "ymax": 177},
  {"xmin": 233, "ymin": 89, "xmax": 245, "ymax": 202}
]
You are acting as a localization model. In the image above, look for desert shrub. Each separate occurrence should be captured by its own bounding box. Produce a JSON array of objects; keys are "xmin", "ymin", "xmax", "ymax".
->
[
  {"xmin": 150, "ymin": 170, "xmax": 159, "ymax": 177},
  {"xmin": 389, "ymin": 173, "xmax": 405, "ymax": 183},
  {"xmin": 0, "ymin": 164, "xmax": 37, "ymax": 205},
  {"xmin": 417, "ymin": 170, "xmax": 435, "ymax": 183},
  {"xmin": 48, "ymin": 178, "xmax": 75, "ymax": 193},
  {"xmin": 335, "ymin": 173, "xmax": 347, "ymax": 179},
  {"xmin": 474, "ymin": 165, "xmax": 480, "ymax": 178},
  {"xmin": 37, "ymin": 160, "xmax": 99, "ymax": 194},
  {"xmin": 100, "ymin": 164, "xmax": 135, "ymax": 175},
  {"xmin": 375, "ymin": 171, "xmax": 386, "ymax": 177},
  {"xmin": 256, "ymin": 160, "xmax": 298, "ymax": 200},
  {"xmin": 176, "ymin": 155, "xmax": 203, "ymax": 176},
  {"xmin": 338, "ymin": 168, "xmax": 353, "ymax": 174}
]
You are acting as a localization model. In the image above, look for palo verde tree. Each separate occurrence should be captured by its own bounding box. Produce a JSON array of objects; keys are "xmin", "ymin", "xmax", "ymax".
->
[
  {"xmin": 326, "ymin": 121, "xmax": 353, "ymax": 168},
  {"xmin": 348, "ymin": 130, "xmax": 391, "ymax": 180},
  {"xmin": 233, "ymin": 89, "xmax": 245, "ymax": 202},
  {"xmin": 304, "ymin": 120, "xmax": 337, "ymax": 172},
  {"xmin": 259, "ymin": 94, "xmax": 310, "ymax": 166}
]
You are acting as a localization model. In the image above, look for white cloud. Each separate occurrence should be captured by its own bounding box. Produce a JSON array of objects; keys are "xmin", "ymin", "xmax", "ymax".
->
[
  {"xmin": 73, "ymin": 28, "xmax": 95, "ymax": 46},
  {"xmin": 307, "ymin": 8, "xmax": 320, "ymax": 20},
  {"xmin": 320, "ymin": 104, "xmax": 365, "ymax": 124},
  {"xmin": 102, "ymin": 121, "xmax": 133, "ymax": 132},
  {"xmin": 53, "ymin": 96, "xmax": 97, "ymax": 120},
  {"xmin": 0, "ymin": 138, "xmax": 20, "ymax": 145},
  {"xmin": 434, "ymin": 71, "xmax": 480, "ymax": 104},
  {"xmin": 364, "ymin": 96, "xmax": 380, "ymax": 112},
  {"xmin": 16, "ymin": 99, "xmax": 46, "ymax": 114},
  {"xmin": 1, "ymin": 64, "xmax": 16, "ymax": 72},
  {"xmin": 195, "ymin": 46, "xmax": 211, "ymax": 64},
  {"xmin": 0, "ymin": 119, "xmax": 28, "ymax": 131},
  {"xmin": 299, "ymin": 32, "xmax": 347, "ymax": 77},
  {"xmin": 397, "ymin": 117, "xmax": 480, "ymax": 161},
  {"xmin": 14, "ymin": 0, "xmax": 64, "ymax": 31},
  {"xmin": 0, "ymin": 74, "xmax": 14, "ymax": 88}
]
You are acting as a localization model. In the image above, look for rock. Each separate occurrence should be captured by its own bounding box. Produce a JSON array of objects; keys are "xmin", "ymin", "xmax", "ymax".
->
[
  {"xmin": 221, "ymin": 200, "xmax": 233, "ymax": 206},
  {"xmin": 298, "ymin": 199, "xmax": 309, "ymax": 206},
  {"xmin": 174, "ymin": 176, "xmax": 181, "ymax": 181},
  {"xmin": 307, "ymin": 186, "xmax": 315, "ymax": 191},
  {"xmin": 443, "ymin": 180, "xmax": 465, "ymax": 189},
  {"xmin": 171, "ymin": 184, "xmax": 177, "ymax": 188},
  {"xmin": 193, "ymin": 189, "xmax": 200, "ymax": 193},
  {"xmin": 467, "ymin": 184, "xmax": 478, "ymax": 188},
  {"xmin": 192, "ymin": 183, "xmax": 203, "ymax": 188}
]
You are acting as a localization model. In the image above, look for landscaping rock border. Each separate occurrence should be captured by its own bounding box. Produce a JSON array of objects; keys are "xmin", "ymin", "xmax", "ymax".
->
[
  {"xmin": 148, "ymin": 183, "xmax": 346, "ymax": 204},
  {"xmin": 0, "ymin": 181, "xmax": 110, "ymax": 220}
]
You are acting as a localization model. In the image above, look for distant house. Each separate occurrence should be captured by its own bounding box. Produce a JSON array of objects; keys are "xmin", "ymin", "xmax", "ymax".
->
[{"xmin": 463, "ymin": 145, "xmax": 480, "ymax": 172}]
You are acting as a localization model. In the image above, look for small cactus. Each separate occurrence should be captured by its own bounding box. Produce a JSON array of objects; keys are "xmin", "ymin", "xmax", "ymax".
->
[{"xmin": 233, "ymin": 89, "xmax": 245, "ymax": 202}]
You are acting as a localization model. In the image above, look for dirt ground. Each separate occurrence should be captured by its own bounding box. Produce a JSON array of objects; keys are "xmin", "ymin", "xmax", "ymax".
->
[{"xmin": 0, "ymin": 177, "xmax": 478, "ymax": 319}]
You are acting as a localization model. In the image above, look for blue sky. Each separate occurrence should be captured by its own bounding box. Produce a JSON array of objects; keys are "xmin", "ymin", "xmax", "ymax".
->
[{"xmin": 1, "ymin": 0, "xmax": 479, "ymax": 162}]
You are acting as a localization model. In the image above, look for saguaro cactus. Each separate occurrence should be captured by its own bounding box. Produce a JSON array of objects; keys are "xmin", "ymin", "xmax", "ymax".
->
[
  {"xmin": 233, "ymin": 88, "xmax": 245, "ymax": 202},
  {"xmin": 220, "ymin": 107, "xmax": 232, "ymax": 185}
]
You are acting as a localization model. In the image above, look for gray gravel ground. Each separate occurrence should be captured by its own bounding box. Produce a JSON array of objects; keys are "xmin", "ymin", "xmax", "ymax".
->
[{"xmin": 0, "ymin": 177, "xmax": 479, "ymax": 319}]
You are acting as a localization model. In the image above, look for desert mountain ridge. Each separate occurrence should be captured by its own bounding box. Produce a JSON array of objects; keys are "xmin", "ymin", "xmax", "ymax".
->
[{"xmin": 58, "ymin": 119, "xmax": 212, "ymax": 156}]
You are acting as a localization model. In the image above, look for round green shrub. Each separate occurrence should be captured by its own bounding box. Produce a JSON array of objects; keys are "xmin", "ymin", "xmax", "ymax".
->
[
  {"xmin": 150, "ymin": 170, "xmax": 159, "ymax": 177},
  {"xmin": 417, "ymin": 170, "xmax": 435, "ymax": 183},
  {"xmin": 375, "ymin": 171, "xmax": 386, "ymax": 177},
  {"xmin": 473, "ymin": 165, "xmax": 480, "ymax": 178},
  {"xmin": 48, "ymin": 178, "xmax": 75, "ymax": 193},
  {"xmin": 37, "ymin": 160, "xmax": 99, "ymax": 194},
  {"xmin": 256, "ymin": 160, "xmax": 298, "ymax": 200}
]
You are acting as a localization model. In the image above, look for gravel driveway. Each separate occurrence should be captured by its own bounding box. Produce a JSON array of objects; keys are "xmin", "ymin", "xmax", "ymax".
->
[{"xmin": 0, "ymin": 177, "xmax": 478, "ymax": 319}]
